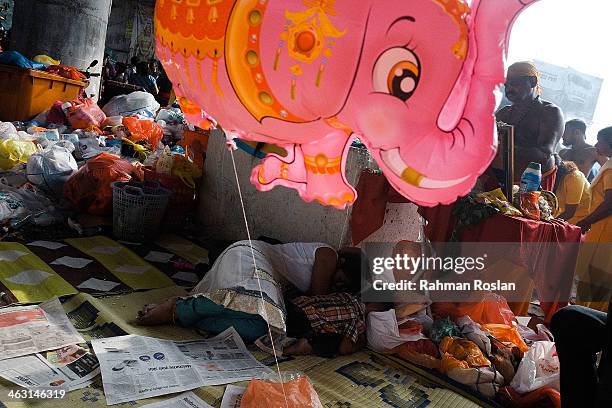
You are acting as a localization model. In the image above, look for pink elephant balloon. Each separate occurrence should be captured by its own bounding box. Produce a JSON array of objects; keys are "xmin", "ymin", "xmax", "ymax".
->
[{"xmin": 154, "ymin": 0, "xmax": 536, "ymax": 208}]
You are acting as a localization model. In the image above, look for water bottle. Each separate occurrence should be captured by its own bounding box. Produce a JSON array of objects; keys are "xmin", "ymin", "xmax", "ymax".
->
[{"xmin": 519, "ymin": 162, "xmax": 542, "ymax": 193}]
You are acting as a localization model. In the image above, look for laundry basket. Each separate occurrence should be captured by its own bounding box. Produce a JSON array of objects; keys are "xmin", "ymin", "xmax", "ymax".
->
[{"xmin": 111, "ymin": 181, "xmax": 172, "ymax": 242}]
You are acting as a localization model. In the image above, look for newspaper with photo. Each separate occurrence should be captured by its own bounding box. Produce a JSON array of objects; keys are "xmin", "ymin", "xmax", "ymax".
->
[
  {"xmin": 0, "ymin": 298, "xmax": 84, "ymax": 360},
  {"xmin": 0, "ymin": 344, "xmax": 100, "ymax": 391},
  {"xmin": 92, "ymin": 327, "xmax": 271, "ymax": 405}
]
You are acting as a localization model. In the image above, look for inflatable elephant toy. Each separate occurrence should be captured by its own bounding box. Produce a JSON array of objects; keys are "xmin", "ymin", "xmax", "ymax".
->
[{"xmin": 155, "ymin": 0, "xmax": 536, "ymax": 208}]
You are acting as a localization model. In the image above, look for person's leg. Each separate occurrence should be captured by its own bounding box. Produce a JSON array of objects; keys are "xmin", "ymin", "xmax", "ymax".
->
[
  {"xmin": 551, "ymin": 305, "xmax": 607, "ymax": 408},
  {"xmin": 176, "ymin": 297, "xmax": 267, "ymax": 343}
]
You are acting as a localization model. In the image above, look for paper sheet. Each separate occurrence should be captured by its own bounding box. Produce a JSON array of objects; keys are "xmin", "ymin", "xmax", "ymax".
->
[
  {"xmin": 144, "ymin": 251, "xmax": 175, "ymax": 263},
  {"xmin": 77, "ymin": 278, "xmax": 121, "ymax": 292},
  {"xmin": 51, "ymin": 256, "xmax": 93, "ymax": 269},
  {"xmin": 140, "ymin": 392, "xmax": 212, "ymax": 408},
  {"xmin": 92, "ymin": 328, "xmax": 270, "ymax": 405},
  {"xmin": 28, "ymin": 241, "xmax": 67, "ymax": 250},
  {"xmin": 220, "ymin": 385, "xmax": 246, "ymax": 408},
  {"xmin": 0, "ymin": 298, "xmax": 85, "ymax": 360},
  {"xmin": 0, "ymin": 345, "xmax": 100, "ymax": 391}
]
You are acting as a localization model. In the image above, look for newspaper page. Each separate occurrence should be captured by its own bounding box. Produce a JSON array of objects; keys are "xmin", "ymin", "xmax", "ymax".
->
[
  {"xmin": 220, "ymin": 385, "xmax": 246, "ymax": 408},
  {"xmin": 93, "ymin": 328, "xmax": 270, "ymax": 405},
  {"xmin": 176, "ymin": 327, "xmax": 272, "ymax": 386},
  {"xmin": 92, "ymin": 335, "xmax": 202, "ymax": 405},
  {"xmin": 0, "ymin": 298, "xmax": 84, "ymax": 360},
  {"xmin": 0, "ymin": 344, "xmax": 100, "ymax": 391},
  {"xmin": 140, "ymin": 391, "xmax": 212, "ymax": 408}
]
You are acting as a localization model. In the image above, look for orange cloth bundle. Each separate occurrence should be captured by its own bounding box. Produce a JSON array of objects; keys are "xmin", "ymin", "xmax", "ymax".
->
[{"xmin": 431, "ymin": 293, "xmax": 516, "ymax": 325}]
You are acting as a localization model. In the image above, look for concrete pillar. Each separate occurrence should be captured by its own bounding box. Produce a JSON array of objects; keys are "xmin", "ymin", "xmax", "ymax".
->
[{"xmin": 10, "ymin": 0, "xmax": 113, "ymax": 99}]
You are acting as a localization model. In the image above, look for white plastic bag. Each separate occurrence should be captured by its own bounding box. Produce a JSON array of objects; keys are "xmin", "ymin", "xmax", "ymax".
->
[
  {"xmin": 102, "ymin": 91, "xmax": 160, "ymax": 118},
  {"xmin": 26, "ymin": 144, "xmax": 77, "ymax": 195},
  {"xmin": 510, "ymin": 341, "xmax": 560, "ymax": 393},
  {"xmin": 366, "ymin": 309, "xmax": 427, "ymax": 352}
]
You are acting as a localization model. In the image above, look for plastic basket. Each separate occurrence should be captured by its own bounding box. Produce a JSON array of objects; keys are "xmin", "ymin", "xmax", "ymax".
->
[
  {"xmin": 111, "ymin": 180, "xmax": 172, "ymax": 242},
  {"xmin": 143, "ymin": 167, "xmax": 198, "ymax": 231}
]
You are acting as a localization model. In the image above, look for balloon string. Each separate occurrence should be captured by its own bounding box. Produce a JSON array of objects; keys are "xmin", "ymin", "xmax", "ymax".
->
[{"xmin": 229, "ymin": 148, "xmax": 289, "ymax": 408}]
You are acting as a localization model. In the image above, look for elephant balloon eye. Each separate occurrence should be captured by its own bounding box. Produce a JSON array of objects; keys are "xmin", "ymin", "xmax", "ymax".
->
[{"xmin": 373, "ymin": 47, "xmax": 420, "ymax": 102}]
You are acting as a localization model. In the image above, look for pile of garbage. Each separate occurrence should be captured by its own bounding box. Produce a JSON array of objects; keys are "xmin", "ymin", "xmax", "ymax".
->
[{"xmin": 0, "ymin": 90, "xmax": 207, "ymax": 237}]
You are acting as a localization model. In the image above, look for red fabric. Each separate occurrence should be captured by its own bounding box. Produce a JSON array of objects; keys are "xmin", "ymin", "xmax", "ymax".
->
[
  {"xmin": 45, "ymin": 65, "xmax": 86, "ymax": 81},
  {"xmin": 350, "ymin": 171, "xmax": 411, "ymax": 244},
  {"xmin": 419, "ymin": 205, "xmax": 581, "ymax": 321},
  {"xmin": 540, "ymin": 166, "xmax": 558, "ymax": 191}
]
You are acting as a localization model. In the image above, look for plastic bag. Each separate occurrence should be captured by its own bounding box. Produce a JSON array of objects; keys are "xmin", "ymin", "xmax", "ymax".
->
[
  {"xmin": 123, "ymin": 117, "xmax": 163, "ymax": 147},
  {"xmin": 439, "ymin": 337, "xmax": 491, "ymax": 368},
  {"xmin": 102, "ymin": 91, "xmax": 160, "ymax": 118},
  {"xmin": 481, "ymin": 324, "xmax": 529, "ymax": 352},
  {"xmin": 366, "ymin": 310, "xmax": 426, "ymax": 352},
  {"xmin": 0, "ymin": 183, "xmax": 53, "ymax": 224},
  {"xmin": 45, "ymin": 65, "xmax": 86, "ymax": 81},
  {"xmin": 63, "ymin": 153, "xmax": 143, "ymax": 215},
  {"xmin": 510, "ymin": 341, "xmax": 560, "ymax": 393},
  {"xmin": 27, "ymin": 144, "xmax": 77, "ymax": 195},
  {"xmin": 431, "ymin": 293, "xmax": 516, "ymax": 325},
  {"xmin": 0, "ymin": 139, "xmax": 38, "ymax": 170},
  {"xmin": 240, "ymin": 374, "xmax": 323, "ymax": 408},
  {"xmin": 393, "ymin": 339, "xmax": 440, "ymax": 370},
  {"xmin": 66, "ymin": 99, "xmax": 107, "ymax": 129}
]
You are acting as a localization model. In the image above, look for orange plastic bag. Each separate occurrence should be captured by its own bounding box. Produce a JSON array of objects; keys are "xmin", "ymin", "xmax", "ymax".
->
[
  {"xmin": 431, "ymin": 293, "xmax": 515, "ymax": 325},
  {"xmin": 63, "ymin": 153, "xmax": 143, "ymax": 215},
  {"xmin": 66, "ymin": 98, "xmax": 107, "ymax": 129},
  {"xmin": 440, "ymin": 353, "xmax": 470, "ymax": 374},
  {"xmin": 439, "ymin": 337, "xmax": 491, "ymax": 368},
  {"xmin": 240, "ymin": 375, "xmax": 323, "ymax": 408},
  {"xmin": 481, "ymin": 324, "xmax": 529, "ymax": 352},
  {"xmin": 123, "ymin": 117, "xmax": 163, "ymax": 147}
]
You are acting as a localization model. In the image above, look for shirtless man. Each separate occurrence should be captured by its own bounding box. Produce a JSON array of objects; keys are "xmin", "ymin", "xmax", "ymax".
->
[
  {"xmin": 496, "ymin": 61, "xmax": 564, "ymax": 190},
  {"xmin": 560, "ymin": 119, "xmax": 607, "ymax": 180}
]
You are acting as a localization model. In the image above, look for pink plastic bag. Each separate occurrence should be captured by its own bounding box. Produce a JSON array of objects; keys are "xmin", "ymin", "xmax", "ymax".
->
[{"xmin": 66, "ymin": 99, "xmax": 106, "ymax": 129}]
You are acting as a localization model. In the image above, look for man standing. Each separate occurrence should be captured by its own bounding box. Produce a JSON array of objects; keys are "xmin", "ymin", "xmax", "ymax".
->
[
  {"xmin": 496, "ymin": 61, "xmax": 564, "ymax": 190},
  {"xmin": 560, "ymin": 119, "xmax": 608, "ymax": 181}
]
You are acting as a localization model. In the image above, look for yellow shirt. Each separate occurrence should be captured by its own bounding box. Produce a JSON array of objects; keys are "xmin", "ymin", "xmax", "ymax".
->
[
  {"xmin": 556, "ymin": 170, "xmax": 591, "ymax": 224},
  {"xmin": 585, "ymin": 160, "xmax": 612, "ymax": 243}
]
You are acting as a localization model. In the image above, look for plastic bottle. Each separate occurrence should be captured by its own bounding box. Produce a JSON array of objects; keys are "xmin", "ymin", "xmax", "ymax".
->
[{"xmin": 519, "ymin": 162, "xmax": 542, "ymax": 193}]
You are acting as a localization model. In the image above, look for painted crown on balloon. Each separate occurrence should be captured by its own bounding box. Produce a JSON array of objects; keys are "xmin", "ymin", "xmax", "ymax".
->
[{"xmin": 155, "ymin": 0, "xmax": 536, "ymax": 208}]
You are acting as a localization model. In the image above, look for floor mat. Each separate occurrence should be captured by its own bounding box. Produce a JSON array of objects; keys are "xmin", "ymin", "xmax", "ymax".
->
[
  {"xmin": 156, "ymin": 234, "xmax": 209, "ymax": 266},
  {"xmin": 0, "ymin": 288, "xmax": 492, "ymax": 407},
  {"xmin": 0, "ymin": 242, "xmax": 77, "ymax": 303},
  {"xmin": 65, "ymin": 236, "xmax": 175, "ymax": 290}
]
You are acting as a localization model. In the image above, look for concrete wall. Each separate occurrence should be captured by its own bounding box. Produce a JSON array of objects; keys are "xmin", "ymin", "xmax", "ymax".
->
[
  {"xmin": 105, "ymin": 0, "xmax": 156, "ymax": 63},
  {"xmin": 10, "ymin": 0, "xmax": 112, "ymax": 97},
  {"xmin": 198, "ymin": 132, "xmax": 421, "ymax": 249}
]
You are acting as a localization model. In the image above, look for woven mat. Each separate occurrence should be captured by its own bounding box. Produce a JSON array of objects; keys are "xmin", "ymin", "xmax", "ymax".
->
[
  {"xmin": 0, "ymin": 236, "xmax": 211, "ymax": 305},
  {"xmin": 0, "ymin": 287, "xmax": 490, "ymax": 407}
]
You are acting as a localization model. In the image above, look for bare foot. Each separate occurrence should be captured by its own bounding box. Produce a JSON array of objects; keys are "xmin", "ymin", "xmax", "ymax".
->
[
  {"xmin": 283, "ymin": 338, "xmax": 313, "ymax": 355},
  {"xmin": 136, "ymin": 297, "xmax": 179, "ymax": 326}
]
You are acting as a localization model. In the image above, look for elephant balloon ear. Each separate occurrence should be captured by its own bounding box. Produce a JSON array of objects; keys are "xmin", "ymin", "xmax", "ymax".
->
[{"xmin": 436, "ymin": 22, "xmax": 477, "ymax": 132}]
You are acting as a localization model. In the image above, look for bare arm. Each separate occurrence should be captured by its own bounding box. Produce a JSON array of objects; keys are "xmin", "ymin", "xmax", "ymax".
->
[
  {"xmin": 576, "ymin": 189, "xmax": 612, "ymax": 233},
  {"xmin": 557, "ymin": 204, "xmax": 578, "ymax": 221},
  {"xmin": 309, "ymin": 247, "xmax": 338, "ymax": 295}
]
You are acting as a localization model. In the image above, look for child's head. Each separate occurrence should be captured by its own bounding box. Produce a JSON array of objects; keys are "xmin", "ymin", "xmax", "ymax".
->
[{"xmin": 596, "ymin": 127, "xmax": 612, "ymax": 157}]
